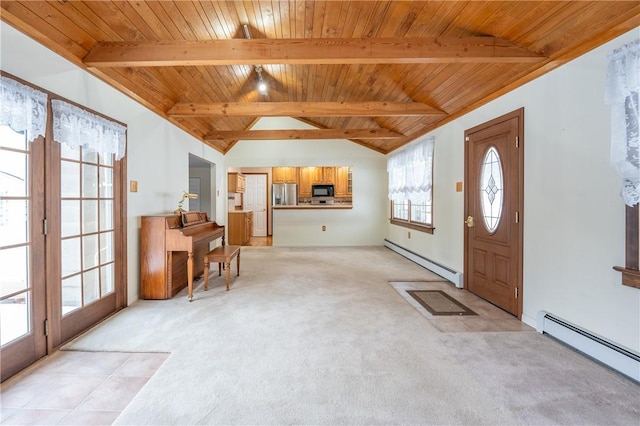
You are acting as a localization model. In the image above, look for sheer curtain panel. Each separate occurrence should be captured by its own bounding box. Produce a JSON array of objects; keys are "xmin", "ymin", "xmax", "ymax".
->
[
  {"xmin": 605, "ymin": 38, "xmax": 640, "ymax": 207},
  {"xmin": 51, "ymin": 100, "xmax": 126, "ymax": 160},
  {"xmin": 1, "ymin": 76, "xmax": 47, "ymax": 142},
  {"xmin": 387, "ymin": 135, "xmax": 435, "ymax": 204}
]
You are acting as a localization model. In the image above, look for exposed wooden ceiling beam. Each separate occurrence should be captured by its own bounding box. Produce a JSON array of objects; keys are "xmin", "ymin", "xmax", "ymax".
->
[
  {"xmin": 204, "ymin": 128, "xmax": 403, "ymax": 141},
  {"xmin": 168, "ymin": 102, "xmax": 443, "ymax": 117},
  {"xmin": 83, "ymin": 37, "xmax": 544, "ymax": 67}
]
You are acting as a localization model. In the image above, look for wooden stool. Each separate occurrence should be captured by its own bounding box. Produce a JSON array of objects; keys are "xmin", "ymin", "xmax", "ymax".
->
[{"xmin": 202, "ymin": 245, "xmax": 241, "ymax": 295}]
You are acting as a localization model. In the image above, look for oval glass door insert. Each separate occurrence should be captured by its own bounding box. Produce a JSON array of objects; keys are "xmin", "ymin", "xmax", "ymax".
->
[{"xmin": 479, "ymin": 146, "xmax": 504, "ymax": 233}]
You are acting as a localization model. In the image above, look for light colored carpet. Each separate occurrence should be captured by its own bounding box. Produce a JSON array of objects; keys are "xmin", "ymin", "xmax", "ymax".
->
[{"xmin": 64, "ymin": 246, "xmax": 640, "ymax": 425}]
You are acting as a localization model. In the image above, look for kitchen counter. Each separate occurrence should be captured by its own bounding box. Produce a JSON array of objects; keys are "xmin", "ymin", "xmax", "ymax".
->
[{"xmin": 273, "ymin": 204, "xmax": 352, "ymax": 210}]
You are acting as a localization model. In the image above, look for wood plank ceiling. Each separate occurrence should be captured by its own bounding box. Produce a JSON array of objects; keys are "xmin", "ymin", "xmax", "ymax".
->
[{"xmin": 1, "ymin": 1, "xmax": 639, "ymax": 154}]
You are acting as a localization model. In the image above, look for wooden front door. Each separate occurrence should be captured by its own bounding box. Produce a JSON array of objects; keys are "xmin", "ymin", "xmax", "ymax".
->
[{"xmin": 464, "ymin": 108, "xmax": 524, "ymax": 317}]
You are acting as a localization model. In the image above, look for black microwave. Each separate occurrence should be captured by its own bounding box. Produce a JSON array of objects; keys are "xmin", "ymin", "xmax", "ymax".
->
[{"xmin": 312, "ymin": 184, "xmax": 334, "ymax": 197}]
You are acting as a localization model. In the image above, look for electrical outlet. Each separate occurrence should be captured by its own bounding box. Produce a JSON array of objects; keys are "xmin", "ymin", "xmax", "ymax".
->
[
  {"xmin": 322, "ymin": 225, "xmax": 326, "ymax": 231},
  {"xmin": 408, "ymin": 231, "xmax": 411, "ymax": 239},
  {"xmin": 130, "ymin": 180, "xmax": 138, "ymax": 192}
]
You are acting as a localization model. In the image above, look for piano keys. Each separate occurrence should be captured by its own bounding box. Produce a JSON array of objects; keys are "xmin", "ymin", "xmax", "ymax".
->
[{"xmin": 140, "ymin": 212, "xmax": 224, "ymax": 300}]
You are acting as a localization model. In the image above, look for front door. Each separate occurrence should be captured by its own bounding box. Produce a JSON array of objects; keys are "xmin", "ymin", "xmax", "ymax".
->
[{"xmin": 464, "ymin": 108, "xmax": 524, "ymax": 317}]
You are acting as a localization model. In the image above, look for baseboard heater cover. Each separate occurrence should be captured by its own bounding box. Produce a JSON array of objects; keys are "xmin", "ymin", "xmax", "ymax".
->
[
  {"xmin": 383, "ymin": 239, "xmax": 463, "ymax": 288},
  {"xmin": 537, "ymin": 311, "xmax": 640, "ymax": 382}
]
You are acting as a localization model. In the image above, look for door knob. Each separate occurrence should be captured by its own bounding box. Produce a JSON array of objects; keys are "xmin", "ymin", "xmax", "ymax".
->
[{"xmin": 465, "ymin": 216, "xmax": 474, "ymax": 227}]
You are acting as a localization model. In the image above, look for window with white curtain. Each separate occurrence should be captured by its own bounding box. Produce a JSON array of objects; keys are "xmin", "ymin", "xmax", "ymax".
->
[
  {"xmin": 387, "ymin": 135, "xmax": 435, "ymax": 232},
  {"xmin": 607, "ymin": 38, "xmax": 640, "ymax": 288},
  {"xmin": 606, "ymin": 38, "xmax": 639, "ymax": 207}
]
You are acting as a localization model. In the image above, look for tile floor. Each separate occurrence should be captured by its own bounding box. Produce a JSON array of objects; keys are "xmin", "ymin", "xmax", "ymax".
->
[
  {"xmin": 390, "ymin": 280, "xmax": 533, "ymax": 333},
  {"xmin": 0, "ymin": 351, "xmax": 169, "ymax": 425}
]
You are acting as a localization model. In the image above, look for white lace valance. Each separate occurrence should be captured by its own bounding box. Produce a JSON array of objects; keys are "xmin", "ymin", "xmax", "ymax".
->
[
  {"xmin": 1, "ymin": 76, "xmax": 48, "ymax": 142},
  {"xmin": 51, "ymin": 99, "xmax": 126, "ymax": 160},
  {"xmin": 605, "ymin": 38, "xmax": 640, "ymax": 206},
  {"xmin": 387, "ymin": 135, "xmax": 434, "ymax": 204}
]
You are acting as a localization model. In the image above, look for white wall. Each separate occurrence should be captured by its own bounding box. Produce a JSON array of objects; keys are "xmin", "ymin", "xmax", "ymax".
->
[
  {"xmin": 1, "ymin": 23, "xmax": 226, "ymax": 303},
  {"xmin": 226, "ymin": 117, "xmax": 388, "ymax": 246},
  {"xmin": 387, "ymin": 28, "xmax": 640, "ymax": 352}
]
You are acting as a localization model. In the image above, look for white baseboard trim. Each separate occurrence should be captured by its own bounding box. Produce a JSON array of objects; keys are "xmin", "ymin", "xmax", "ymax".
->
[
  {"xmin": 537, "ymin": 311, "xmax": 640, "ymax": 382},
  {"xmin": 383, "ymin": 239, "xmax": 463, "ymax": 288}
]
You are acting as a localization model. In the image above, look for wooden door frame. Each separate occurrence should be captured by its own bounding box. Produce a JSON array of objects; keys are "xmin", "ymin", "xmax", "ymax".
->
[{"xmin": 463, "ymin": 107, "xmax": 524, "ymax": 319}]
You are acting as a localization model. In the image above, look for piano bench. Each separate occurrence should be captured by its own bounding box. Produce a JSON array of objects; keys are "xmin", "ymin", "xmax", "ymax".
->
[{"xmin": 202, "ymin": 245, "xmax": 241, "ymax": 293}]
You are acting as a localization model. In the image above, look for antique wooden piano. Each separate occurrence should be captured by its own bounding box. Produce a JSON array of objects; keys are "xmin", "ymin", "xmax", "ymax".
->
[{"xmin": 140, "ymin": 211, "xmax": 224, "ymax": 301}]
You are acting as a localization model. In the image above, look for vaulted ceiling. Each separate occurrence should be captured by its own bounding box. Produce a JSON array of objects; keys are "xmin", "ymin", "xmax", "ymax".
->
[{"xmin": 1, "ymin": 1, "xmax": 638, "ymax": 154}]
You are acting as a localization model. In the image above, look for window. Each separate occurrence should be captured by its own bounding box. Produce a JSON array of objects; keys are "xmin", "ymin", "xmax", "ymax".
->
[
  {"xmin": 607, "ymin": 39, "xmax": 640, "ymax": 288},
  {"xmin": 387, "ymin": 135, "xmax": 435, "ymax": 233}
]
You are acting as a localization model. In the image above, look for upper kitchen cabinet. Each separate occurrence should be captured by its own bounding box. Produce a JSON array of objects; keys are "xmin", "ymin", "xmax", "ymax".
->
[
  {"xmin": 298, "ymin": 167, "xmax": 335, "ymax": 197},
  {"xmin": 228, "ymin": 172, "xmax": 246, "ymax": 193},
  {"xmin": 298, "ymin": 167, "xmax": 314, "ymax": 197},
  {"xmin": 335, "ymin": 166, "xmax": 353, "ymax": 197},
  {"xmin": 272, "ymin": 167, "xmax": 298, "ymax": 184},
  {"xmin": 316, "ymin": 167, "xmax": 336, "ymax": 184},
  {"xmin": 298, "ymin": 166, "xmax": 352, "ymax": 198}
]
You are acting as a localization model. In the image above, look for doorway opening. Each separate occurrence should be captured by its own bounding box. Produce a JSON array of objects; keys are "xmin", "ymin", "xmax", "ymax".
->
[{"xmin": 188, "ymin": 154, "xmax": 215, "ymax": 221}]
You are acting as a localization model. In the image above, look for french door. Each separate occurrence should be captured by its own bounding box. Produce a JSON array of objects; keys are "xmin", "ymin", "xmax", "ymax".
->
[
  {"xmin": 0, "ymin": 128, "xmax": 46, "ymax": 380},
  {"xmin": 0, "ymin": 97, "xmax": 127, "ymax": 381},
  {"xmin": 50, "ymin": 139, "xmax": 126, "ymax": 346}
]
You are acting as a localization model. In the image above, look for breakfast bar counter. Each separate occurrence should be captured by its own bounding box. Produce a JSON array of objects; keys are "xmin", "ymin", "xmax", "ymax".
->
[{"xmin": 273, "ymin": 204, "xmax": 352, "ymax": 210}]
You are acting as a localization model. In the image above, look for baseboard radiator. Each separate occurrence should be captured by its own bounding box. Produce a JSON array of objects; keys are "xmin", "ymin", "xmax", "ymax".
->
[
  {"xmin": 537, "ymin": 311, "xmax": 640, "ymax": 382},
  {"xmin": 383, "ymin": 239, "xmax": 463, "ymax": 288}
]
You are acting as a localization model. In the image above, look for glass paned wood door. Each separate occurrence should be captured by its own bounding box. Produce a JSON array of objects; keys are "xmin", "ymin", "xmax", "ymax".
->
[
  {"xmin": 60, "ymin": 145, "xmax": 115, "ymax": 315},
  {"xmin": 55, "ymin": 142, "xmax": 120, "ymax": 345},
  {"xmin": 0, "ymin": 126, "xmax": 46, "ymax": 381}
]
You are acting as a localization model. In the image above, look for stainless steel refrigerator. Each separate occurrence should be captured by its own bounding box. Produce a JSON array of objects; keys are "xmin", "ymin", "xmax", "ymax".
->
[{"xmin": 272, "ymin": 183, "xmax": 298, "ymax": 206}]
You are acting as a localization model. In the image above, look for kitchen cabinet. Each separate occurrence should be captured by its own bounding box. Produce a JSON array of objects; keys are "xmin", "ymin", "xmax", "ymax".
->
[
  {"xmin": 298, "ymin": 167, "xmax": 314, "ymax": 197},
  {"xmin": 335, "ymin": 166, "xmax": 352, "ymax": 196},
  {"xmin": 272, "ymin": 167, "xmax": 298, "ymax": 183},
  {"xmin": 298, "ymin": 167, "xmax": 336, "ymax": 197},
  {"xmin": 228, "ymin": 172, "xmax": 246, "ymax": 193},
  {"xmin": 228, "ymin": 211, "xmax": 253, "ymax": 245},
  {"xmin": 317, "ymin": 167, "xmax": 336, "ymax": 183}
]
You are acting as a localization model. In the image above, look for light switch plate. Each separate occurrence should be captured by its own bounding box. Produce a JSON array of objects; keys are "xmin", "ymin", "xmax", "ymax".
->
[
  {"xmin": 456, "ymin": 181, "xmax": 463, "ymax": 192},
  {"xmin": 130, "ymin": 180, "xmax": 138, "ymax": 192}
]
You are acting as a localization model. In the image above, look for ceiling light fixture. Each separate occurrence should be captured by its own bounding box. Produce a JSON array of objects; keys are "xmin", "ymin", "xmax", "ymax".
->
[
  {"xmin": 242, "ymin": 24, "xmax": 268, "ymax": 96},
  {"xmin": 256, "ymin": 66, "xmax": 268, "ymax": 95}
]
